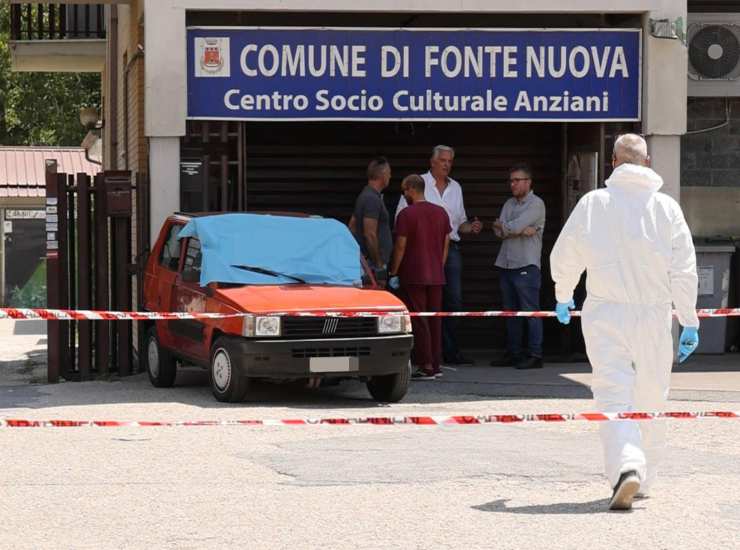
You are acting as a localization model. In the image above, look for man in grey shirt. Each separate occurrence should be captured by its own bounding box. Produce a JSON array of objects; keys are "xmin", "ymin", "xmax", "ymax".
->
[
  {"xmin": 349, "ymin": 157, "xmax": 393, "ymax": 284},
  {"xmin": 492, "ymin": 163, "xmax": 547, "ymax": 369}
]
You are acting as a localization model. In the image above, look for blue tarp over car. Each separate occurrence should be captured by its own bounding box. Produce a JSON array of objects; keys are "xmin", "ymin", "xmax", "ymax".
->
[{"xmin": 178, "ymin": 213, "xmax": 362, "ymax": 287}]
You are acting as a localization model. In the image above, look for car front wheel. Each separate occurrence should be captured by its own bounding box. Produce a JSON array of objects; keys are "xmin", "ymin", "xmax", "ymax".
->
[
  {"xmin": 366, "ymin": 361, "xmax": 411, "ymax": 403},
  {"xmin": 210, "ymin": 337, "xmax": 249, "ymax": 403}
]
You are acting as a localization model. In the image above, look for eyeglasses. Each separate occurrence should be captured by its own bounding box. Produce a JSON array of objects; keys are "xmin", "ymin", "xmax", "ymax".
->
[{"xmin": 509, "ymin": 177, "xmax": 530, "ymax": 183}]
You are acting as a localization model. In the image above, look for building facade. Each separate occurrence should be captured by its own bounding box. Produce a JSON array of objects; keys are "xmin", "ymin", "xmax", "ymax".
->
[{"xmin": 13, "ymin": 0, "xmax": 738, "ymax": 352}]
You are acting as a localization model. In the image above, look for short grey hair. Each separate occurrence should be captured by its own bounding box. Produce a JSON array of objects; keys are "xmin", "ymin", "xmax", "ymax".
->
[
  {"xmin": 613, "ymin": 134, "xmax": 648, "ymax": 165},
  {"xmin": 432, "ymin": 144, "xmax": 455, "ymax": 159}
]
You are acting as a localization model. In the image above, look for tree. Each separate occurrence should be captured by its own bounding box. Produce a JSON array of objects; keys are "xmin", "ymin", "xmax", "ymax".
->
[{"xmin": 0, "ymin": 3, "xmax": 101, "ymax": 146}]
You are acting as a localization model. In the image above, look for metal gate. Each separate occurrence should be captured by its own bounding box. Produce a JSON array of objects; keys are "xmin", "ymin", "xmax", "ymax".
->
[{"xmin": 44, "ymin": 160, "xmax": 149, "ymax": 382}]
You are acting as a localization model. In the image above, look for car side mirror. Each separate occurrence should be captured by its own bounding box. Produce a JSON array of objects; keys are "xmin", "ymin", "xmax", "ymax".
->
[{"xmin": 182, "ymin": 268, "xmax": 200, "ymax": 284}]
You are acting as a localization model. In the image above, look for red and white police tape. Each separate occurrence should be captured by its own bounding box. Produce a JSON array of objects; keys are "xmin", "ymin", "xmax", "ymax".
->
[
  {"xmin": 0, "ymin": 411, "xmax": 737, "ymax": 428},
  {"xmin": 1, "ymin": 307, "xmax": 740, "ymax": 321}
]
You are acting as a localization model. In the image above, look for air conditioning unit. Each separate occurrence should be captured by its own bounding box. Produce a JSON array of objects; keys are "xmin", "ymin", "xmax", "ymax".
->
[{"xmin": 688, "ymin": 14, "xmax": 740, "ymax": 97}]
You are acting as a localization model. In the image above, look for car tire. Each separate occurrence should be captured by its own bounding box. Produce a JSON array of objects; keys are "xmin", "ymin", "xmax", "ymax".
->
[
  {"xmin": 366, "ymin": 361, "xmax": 411, "ymax": 403},
  {"xmin": 145, "ymin": 326, "xmax": 177, "ymax": 388},
  {"xmin": 210, "ymin": 337, "xmax": 249, "ymax": 403}
]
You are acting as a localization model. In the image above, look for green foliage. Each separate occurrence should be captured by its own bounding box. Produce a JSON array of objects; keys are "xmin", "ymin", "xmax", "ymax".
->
[
  {"xmin": 0, "ymin": 3, "xmax": 101, "ymax": 146},
  {"xmin": 8, "ymin": 260, "xmax": 46, "ymax": 308}
]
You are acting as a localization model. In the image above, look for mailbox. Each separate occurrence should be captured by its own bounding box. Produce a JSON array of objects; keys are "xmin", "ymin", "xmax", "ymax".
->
[{"xmin": 104, "ymin": 172, "xmax": 132, "ymax": 217}]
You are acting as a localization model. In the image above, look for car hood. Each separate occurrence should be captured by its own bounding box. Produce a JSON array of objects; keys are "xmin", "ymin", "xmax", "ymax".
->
[{"xmin": 215, "ymin": 284, "xmax": 407, "ymax": 314}]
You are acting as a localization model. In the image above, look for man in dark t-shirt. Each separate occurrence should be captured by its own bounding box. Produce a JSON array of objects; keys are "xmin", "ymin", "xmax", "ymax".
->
[
  {"xmin": 348, "ymin": 157, "xmax": 393, "ymax": 284},
  {"xmin": 390, "ymin": 174, "xmax": 451, "ymax": 379}
]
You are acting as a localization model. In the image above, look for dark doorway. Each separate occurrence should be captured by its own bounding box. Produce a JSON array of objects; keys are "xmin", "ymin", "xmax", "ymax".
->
[
  {"xmin": 3, "ymin": 213, "xmax": 46, "ymax": 307},
  {"xmin": 241, "ymin": 120, "xmax": 563, "ymax": 353}
]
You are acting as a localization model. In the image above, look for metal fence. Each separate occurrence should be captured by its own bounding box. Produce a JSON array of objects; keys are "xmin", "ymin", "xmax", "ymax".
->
[{"xmin": 44, "ymin": 161, "xmax": 149, "ymax": 382}]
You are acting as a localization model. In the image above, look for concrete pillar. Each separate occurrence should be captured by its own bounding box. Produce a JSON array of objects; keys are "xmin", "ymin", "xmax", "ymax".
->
[
  {"xmin": 149, "ymin": 137, "xmax": 180, "ymax": 244},
  {"xmin": 641, "ymin": 4, "xmax": 688, "ymax": 203},
  {"xmin": 648, "ymin": 135, "xmax": 681, "ymax": 201}
]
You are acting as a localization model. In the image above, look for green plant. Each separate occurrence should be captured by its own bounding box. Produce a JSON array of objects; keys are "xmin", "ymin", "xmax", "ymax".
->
[{"xmin": 8, "ymin": 260, "xmax": 47, "ymax": 308}]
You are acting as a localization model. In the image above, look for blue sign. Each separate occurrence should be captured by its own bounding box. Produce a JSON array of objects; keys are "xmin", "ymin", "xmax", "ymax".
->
[{"xmin": 187, "ymin": 27, "xmax": 641, "ymax": 121}]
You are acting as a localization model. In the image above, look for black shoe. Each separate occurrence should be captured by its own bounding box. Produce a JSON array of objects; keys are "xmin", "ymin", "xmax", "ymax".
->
[
  {"xmin": 609, "ymin": 470, "xmax": 641, "ymax": 511},
  {"xmin": 515, "ymin": 356, "xmax": 543, "ymax": 370},
  {"xmin": 411, "ymin": 368, "xmax": 436, "ymax": 381},
  {"xmin": 490, "ymin": 353, "xmax": 522, "ymax": 367},
  {"xmin": 445, "ymin": 354, "xmax": 474, "ymax": 366}
]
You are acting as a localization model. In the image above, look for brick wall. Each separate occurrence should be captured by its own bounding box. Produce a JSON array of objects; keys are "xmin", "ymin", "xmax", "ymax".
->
[
  {"xmin": 111, "ymin": 2, "xmax": 148, "ymax": 356},
  {"xmin": 114, "ymin": 2, "xmax": 147, "ymax": 174},
  {"xmin": 681, "ymin": 98, "xmax": 740, "ymax": 187}
]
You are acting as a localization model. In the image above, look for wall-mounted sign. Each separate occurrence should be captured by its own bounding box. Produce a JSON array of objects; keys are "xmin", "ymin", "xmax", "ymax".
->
[
  {"xmin": 5, "ymin": 209, "xmax": 45, "ymax": 220},
  {"xmin": 187, "ymin": 27, "xmax": 641, "ymax": 121}
]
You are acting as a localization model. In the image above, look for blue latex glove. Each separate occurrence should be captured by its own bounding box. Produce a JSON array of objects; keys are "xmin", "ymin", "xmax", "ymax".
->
[
  {"xmin": 678, "ymin": 327, "xmax": 699, "ymax": 364},
  {"xmin": 388, "ymin": 276, "xmax": 400, "ymax": 290},
  {"xmin": 555, "ymin": 300, "xmax": 576, "ymax": 325}
]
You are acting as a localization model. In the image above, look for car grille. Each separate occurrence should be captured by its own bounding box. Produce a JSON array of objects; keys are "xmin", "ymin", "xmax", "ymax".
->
[
  {"xmin": 292, "ymin": 346, "xmax": 371, "ymax": 359},
  {"xmin": 282, "ymin": 317, "xmax": 377, "ymax": 338}
]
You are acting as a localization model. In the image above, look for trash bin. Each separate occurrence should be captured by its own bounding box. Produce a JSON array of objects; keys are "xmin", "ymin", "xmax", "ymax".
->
[{"xmin": 694, "ymin": 240, "xmax": 736, "ymax": 354}]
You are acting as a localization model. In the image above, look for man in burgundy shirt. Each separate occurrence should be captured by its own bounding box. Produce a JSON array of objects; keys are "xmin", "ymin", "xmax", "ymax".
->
[{"xmin": 389, "ymin": 174, "xmax": 451, "ymax": 380}]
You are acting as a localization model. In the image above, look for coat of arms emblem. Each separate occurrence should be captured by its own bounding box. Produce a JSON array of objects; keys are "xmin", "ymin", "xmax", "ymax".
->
[
  {"xmin": 201, "ymin": 40, "xmax": 224, "ymax": 72},
  {"xmin": 195, "ymin": 37, "xmax": 230, "ymax": 77}
]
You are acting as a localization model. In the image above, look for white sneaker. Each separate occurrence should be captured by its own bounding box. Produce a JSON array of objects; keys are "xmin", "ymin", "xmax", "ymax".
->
[{"xmin": 609, "ymin": 470, "xmax": 641, "ymax": 511}]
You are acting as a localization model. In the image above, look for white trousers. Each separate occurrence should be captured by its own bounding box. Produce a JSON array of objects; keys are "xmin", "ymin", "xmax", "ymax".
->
[{"xmin": 581, "ymin": 300, "xmax": 674, "ymax": 490}]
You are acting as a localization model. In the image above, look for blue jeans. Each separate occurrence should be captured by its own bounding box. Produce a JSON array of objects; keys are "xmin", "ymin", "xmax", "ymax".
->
[
  {"xmin": 442, "ymin": 244, "xmax": 463, "ymax": 360},
  {"xmin": 499, "ymin": 266, "xmax": 543, "ymax": 358}
]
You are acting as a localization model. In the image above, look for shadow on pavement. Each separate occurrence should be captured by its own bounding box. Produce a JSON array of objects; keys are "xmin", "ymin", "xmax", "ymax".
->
[{"xmin": 472, "ymin": 498, "xmax": 632, "ymax": 515}]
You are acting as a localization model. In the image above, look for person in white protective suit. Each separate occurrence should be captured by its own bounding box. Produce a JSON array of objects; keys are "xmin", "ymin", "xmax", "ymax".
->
[{"xmin": 550, "ymin": 134, "xmax": 700, "ymax": 511}]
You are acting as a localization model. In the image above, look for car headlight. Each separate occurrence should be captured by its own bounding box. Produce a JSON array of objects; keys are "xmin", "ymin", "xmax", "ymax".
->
[
  {"xmin": 378, "ymin": 314, "xmax": 412, "ymax": 334},
  {"xmin": 241, "ymin": 315, "xmax": 281, "ymax": 337},
  {"xmin": 255, "ymin": 316, "xmax": 281, "ymax": 337}
]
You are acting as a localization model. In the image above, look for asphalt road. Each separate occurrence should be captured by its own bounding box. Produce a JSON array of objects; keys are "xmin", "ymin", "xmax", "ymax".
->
[{"xmin": 1, "ymin": 359, "xmax": 739, "ymax": 550}]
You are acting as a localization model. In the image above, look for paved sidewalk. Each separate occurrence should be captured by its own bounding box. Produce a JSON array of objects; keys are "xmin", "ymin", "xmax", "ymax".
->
[
  {"xmin": 0, "ymin": 321, "xmax": 47, "ymax": 385},
  {"xmin": 2, "ymin": 317, "xmax": 738, "ymax": 400}
]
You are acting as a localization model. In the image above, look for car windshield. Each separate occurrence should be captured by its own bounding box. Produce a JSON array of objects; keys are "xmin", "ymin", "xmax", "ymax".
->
[{"xmin": 178, "ymin": 213, "xmax": 362, "ymax": 287}]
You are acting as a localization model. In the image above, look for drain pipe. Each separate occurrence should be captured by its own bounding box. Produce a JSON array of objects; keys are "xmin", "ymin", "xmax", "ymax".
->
[
  {"xmin": 123, "ymin": 45, "xmax": 144, "ymax": 170},
  {"xmin": 108, "ymin": 4, "xmax": 119, "ymax": 167}
]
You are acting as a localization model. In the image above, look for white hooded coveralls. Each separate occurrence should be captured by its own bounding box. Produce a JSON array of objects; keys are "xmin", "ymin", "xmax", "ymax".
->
[{"xmin": 550, "ymin": 164, "xmax": 699, "ymax": 490}]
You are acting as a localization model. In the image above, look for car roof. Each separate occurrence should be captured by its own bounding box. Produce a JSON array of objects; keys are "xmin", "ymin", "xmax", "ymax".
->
[{"xmin": 172, "ymin": 211, "xmax": 319, "ymax": 220}]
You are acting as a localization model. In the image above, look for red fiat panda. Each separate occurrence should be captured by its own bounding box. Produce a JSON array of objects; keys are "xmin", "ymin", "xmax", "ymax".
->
[{"xmin": 142, "ymin": 212, "xmax": 413, "ymax": 403}]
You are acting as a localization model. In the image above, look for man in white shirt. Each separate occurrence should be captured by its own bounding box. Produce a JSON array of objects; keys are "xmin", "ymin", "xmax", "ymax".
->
[{"xmin": 396, "ymin": 145, "xmax": 482, "ymax": 365}]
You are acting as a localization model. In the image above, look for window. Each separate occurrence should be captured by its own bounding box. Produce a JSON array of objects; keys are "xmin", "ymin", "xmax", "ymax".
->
[
  {"xmin": 159, "ymin": 224, "xmax": 183, "ymax": 271},
  {"xmin": 183, "ymin": 237, "xmax": 202, "ymax": 275}
]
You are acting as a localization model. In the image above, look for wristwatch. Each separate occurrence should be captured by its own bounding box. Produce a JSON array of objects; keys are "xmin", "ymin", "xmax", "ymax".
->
[{"xmin": 373, "ymin": 264, "xmax": 388, "ymax": 280}]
